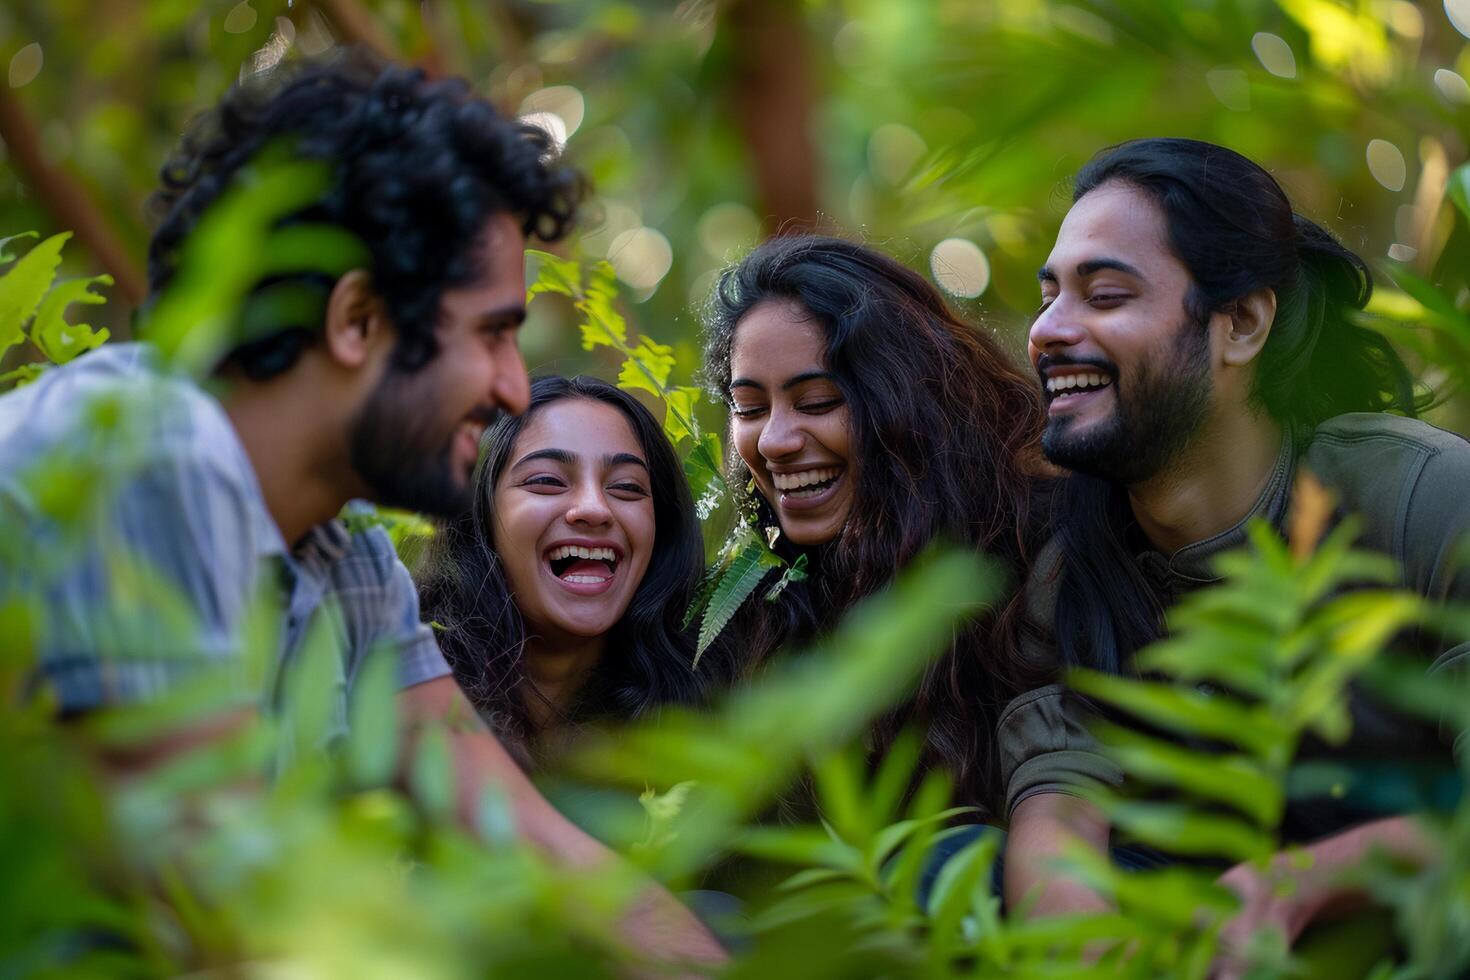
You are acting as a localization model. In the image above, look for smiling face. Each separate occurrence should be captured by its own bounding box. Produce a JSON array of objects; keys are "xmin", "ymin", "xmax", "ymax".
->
[
  {"xmin": 491, "ymin": 398, "xmax": 656, "ymax": 645},
  {"xmin": 728, "ymin": 300, "xmax": 855, "ymax": 546},
  {"xmin": 1029, "ymin": 181, "xmax": 1214, "ymax": 485},
  {"xmin": 350, "ymin": 212, "xmax": 532, "ymax": 517}
]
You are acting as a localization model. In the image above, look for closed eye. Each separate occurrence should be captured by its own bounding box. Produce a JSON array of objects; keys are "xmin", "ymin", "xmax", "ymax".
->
[
  {"xmin": 1087, "ymin": 294, "xmax": 1129, "ymax": 308},
  {"xmin": 521, "ymin": 475, "xmax": 566, "ymax": 490},
  {"xmin": 732, "ymin": 405, "xmax": 767, "ymax": 420},
  {"xmin": 608, "ymin": 482, "xmax": 650, "ymax": 498},
  {"xmin": 798, "ymin": 398, "xmax": 843, "ymax": 414}
]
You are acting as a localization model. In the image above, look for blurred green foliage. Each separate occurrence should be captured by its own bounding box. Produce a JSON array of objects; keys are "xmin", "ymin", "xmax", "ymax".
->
[
  {"xmin": 5, "ymin": 2, "xmax": 1470, "ymax": 977},
  {"xmin": 5, "ymin": 0, "xmax": 1470, "ymax": 423}
]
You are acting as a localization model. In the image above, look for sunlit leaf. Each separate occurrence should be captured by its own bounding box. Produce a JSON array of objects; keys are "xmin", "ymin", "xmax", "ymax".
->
[
  {"xmin": 29, "ymin": 274, "xmax": 114, "ymax": 364},
  {"xmin": 0, "ymin": 231, "xmax": 69, "ymax": 358}
]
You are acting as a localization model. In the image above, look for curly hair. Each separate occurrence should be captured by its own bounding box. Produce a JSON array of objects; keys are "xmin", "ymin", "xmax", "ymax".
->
[
  {"xmin": 703, "ymin": 235, "xmax": 1052, "ymax": 810},
  {"xmin": 416, "ymin": 376, "xmax": 716, "ymax": 763},
  {"xmin": 146, "ymin": 48, "xmax": 583, "ymax": 378}
]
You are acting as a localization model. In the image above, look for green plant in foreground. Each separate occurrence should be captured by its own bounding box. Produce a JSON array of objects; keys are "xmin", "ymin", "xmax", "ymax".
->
[{"xmin": 0, "ymin": 231, "xmax": 112, "ymax": 389}]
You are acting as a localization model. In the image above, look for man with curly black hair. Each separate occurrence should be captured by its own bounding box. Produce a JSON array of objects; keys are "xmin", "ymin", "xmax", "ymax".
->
[{"xmin": 0, "ymin": 50, "xmax": 724, "ymax": 966}]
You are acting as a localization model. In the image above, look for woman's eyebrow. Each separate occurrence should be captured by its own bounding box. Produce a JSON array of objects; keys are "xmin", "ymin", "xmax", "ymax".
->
[
  {"xmin": 730, "ymin": 370, "xmax": 836, "ymax": 393},
  {"xmin": 511, "ymin": 447, "xmax": 576, "ymax": 468},
  {"xmin": 605, "ymin": 452, "xmax": 649, "ymax": 472}
]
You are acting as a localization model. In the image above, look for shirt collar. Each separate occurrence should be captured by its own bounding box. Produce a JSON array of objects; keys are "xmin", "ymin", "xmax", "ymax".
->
[{"xmin": 1137, "ymin": 427, "xmax": 1298, "ymax": 585}]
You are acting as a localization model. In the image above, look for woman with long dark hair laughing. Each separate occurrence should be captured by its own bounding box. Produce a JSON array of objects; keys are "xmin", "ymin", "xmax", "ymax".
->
[
  {"xmin": 418, "ymin": 375, "xmax": 712, "ymax": 766},
  {"xmin": 703, "ymin": 235, "xmax": 1052, "ymax": 810}
]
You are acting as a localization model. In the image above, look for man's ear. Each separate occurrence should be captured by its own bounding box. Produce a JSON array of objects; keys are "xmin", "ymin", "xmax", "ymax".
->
[
  {"xmin": 1220, "ymin": 287, "xmax": 1277, "ymax": 368},
  {"xmin": 323, "ymin": 269, "xmax": 390, "ymax": 369}
]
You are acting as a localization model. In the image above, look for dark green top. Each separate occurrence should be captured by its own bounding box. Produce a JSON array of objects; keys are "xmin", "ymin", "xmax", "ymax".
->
[{"xmin": 1001, "ymin": 413, "xmax": 1470, "ymax": 840}]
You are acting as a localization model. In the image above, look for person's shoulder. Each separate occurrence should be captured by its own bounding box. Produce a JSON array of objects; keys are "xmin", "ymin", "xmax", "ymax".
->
[
  {"xmin": 1307, "ymin": 413, "xmax": 1470, "ymax": 569},
  {"xmin": 1308, "ymin": 413, "xmax": 1470, "ymax": 502},
  {"xmin": 1311, "ymin": 412, "xmax": 1470, "ymax": 459}
]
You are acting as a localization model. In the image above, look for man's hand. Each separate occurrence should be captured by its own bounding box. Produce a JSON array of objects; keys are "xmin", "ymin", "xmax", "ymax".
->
[{"xmin": 1211, "ymin": 816, "xmax": 1436, "ymax": 979}]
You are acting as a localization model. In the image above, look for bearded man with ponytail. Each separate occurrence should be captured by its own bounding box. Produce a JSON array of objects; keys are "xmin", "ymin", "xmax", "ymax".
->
[{"xmin": 1000, "ymin": 138, "xmax": 1467, "ymax": 959}]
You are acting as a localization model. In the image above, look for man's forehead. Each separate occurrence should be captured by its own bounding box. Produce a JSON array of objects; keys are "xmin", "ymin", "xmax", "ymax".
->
[{"xmin": 1054, "ymin": 182, "xmax": 1171, "ymax": 259}]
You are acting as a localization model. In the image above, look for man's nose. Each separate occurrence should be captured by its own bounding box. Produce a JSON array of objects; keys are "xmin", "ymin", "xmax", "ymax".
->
[
  {"xmin": 1028, "ymin": 302, "xmax": 1088, "ymax": 352},
  {"xmin": 496, "ymin": 343, "xmax": 531, "ymax": 416}
]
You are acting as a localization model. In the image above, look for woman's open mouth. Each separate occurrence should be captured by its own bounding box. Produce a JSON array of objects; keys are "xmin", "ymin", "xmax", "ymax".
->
[
  {"xmin": 771, "ymin": 466, "xmax": 844, "ymax": 511},
  {"xmin": 544, "ymin": 544, "xmax": 621, "ymax": 595}
]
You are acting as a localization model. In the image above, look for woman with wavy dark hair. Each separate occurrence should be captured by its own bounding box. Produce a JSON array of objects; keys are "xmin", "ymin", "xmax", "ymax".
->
[
  {"xmin": 703, "ymin": 235, "xmax": 1051, "ymax": 809},
  {"xmin": 418, "ymin": 375, "xmax": 710, "ymax": 764}
]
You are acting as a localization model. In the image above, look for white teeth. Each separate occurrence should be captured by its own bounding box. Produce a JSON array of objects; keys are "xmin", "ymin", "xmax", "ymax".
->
[
  {"xmin": 771, "ymin": 467, "xmax": 840, "ymax": 491},
  {"xmin": 1045, "ymin": 373, "xmax": 1113, "ymax": 394},
  {"xmin": 547, "ymin": 545, "xmax": 617, "ymax": 562},
  {"xmin": 563, "ymin": 574, "xmax": 609, "ymax": 584}
]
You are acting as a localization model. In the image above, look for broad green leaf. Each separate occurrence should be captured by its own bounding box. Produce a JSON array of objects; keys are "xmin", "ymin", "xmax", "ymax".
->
[
  {"xmin": 0, "ymin": 230, "xmax": 38, "ymax": 265},
  {"xmin": 617, "ymin": 335, "xmax": 676, "ymax": 397},
  {"xmin": 1070, "ymin": 668, "xmax": 1287, "ymax": 758},
  {"xmin": 696, "ymin": 542, "xmax": 773, "ymax": 660},
  {"xmin": 1090, "ymin": 721, "xmax": 1283, "ymax": 827},
  {"xmin": 681, "ymin": 561, "xmax": 722, "ymax": 630},
  {"xmin": 926, "ymin": 830, "xmax": 1000, "ymax": 949},
  {"xmin": 345, "ymin": 645, "xmax": 400, "ymax": 787},
  {"xmin": 576, "ymin": 261, "xmax": 628, "ymax": 349},
  {"xmin": 409, "ymin": 722, "xmax": 456, "ymax": 822},
  {"xmin": 1449, "ymin": 163, "xmax": 1470, "ymax": 222},
  {"xmin": 525, "ymin": 248, "xmax": 580, "ymax": 299},
  {"xmin": 662, "ymin": 385, "xmax": 702, "ymax": 445},
  {"xmin": 29, "ymin": 274, "xmax": 114, "ymax": 364},
  {"xmin": 735, "ymin": 825, "xmax": 862, "ymax": 872},
  {"xmin": 0, "ymin": 231, "xmax": 69, "ymax": 357},
  {"xmin": 578, "ymin": 310, "xmax": 627, "ymax": 350},
  {"xmin": 683, "ymin": 430, "xmax": 724, "ymax": 502},
  {"xmin": 1102, "ymin": 800, "xmax": 1274, "ymax": 864},
  {"xmin": 812, "ymin": 750, "xmax": 867, "ymax": 843}
]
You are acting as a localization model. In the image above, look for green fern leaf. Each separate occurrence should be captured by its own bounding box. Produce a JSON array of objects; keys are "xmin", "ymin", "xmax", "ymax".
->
[
  {"xmin": 663, "ymin": 385, "xmax": 702, "ymax": 445},
  {"xmin": 30, "ymin": 274, "xmax": 114, "ymax": 364},
  {"xmin": 696, "ymin": 543, "xmax": 775, "ymax": 663},
  {"xmin": 0, "ymin": 231, "xmax": 38, "ymax": 266},
  {"xmin": 617, "ymin": 335, "xmax": 676, "ymax": 396},
  {"xmin": 0, "ymin": 231, "xmax": 69, "ymax": 358},
  {"xmin": 525, "ymin": 248, "xmax": 581, "ymax": 300}
]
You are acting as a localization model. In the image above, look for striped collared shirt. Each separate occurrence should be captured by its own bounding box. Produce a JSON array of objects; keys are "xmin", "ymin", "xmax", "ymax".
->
[{"xmin": 0, "ymin": 343, "xmax": 449, "ymax": 734}]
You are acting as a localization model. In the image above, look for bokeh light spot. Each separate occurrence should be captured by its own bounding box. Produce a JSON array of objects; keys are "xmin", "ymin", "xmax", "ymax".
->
[
  {"xmin": 1206, "ymin": 68, "xmax": 1251, "ymax": 111},
  {"xmin": 224, "ymin": 2, "xmax": 258, "ymax": 34},
  {"xmin": 1366, "ymin": 139, "xmax": 1407, "ymax": 191},
  {"xmin": 520, "ymin": 86, "xmax": 585, "ymax": 138},
  {"xmin": 610, "ymin": 227, "xmax": 673, "ymax": 291},
  {"xmin": 1251, "ymin": 32, "xmax": 1296, "ymax": 78},
  {"xmin": 697, "ymin": 203, "xmax": 761, "ymax": 260},
  {"xmin": 930, "ymin": 238, "xmax": 990, "ymax": 299},
  {"xmin": 1446, "ymin": 0, "xmax": 1470, "ymax": 40},
  {"xmin": 1434, "ymin": 68, "xmax": 1470, "ymax": 103},
  {"xmin": 868, "ymin": 124, "xmax": 927, "ymax": 186},
  {"xmin": 8, "ymin": 43, "xmax": 42, "ymax": 89}
]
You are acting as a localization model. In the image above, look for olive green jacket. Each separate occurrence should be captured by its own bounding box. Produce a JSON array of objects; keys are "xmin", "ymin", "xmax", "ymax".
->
[{"xmin": 1001, "ymin": 413, "xmax": 1470, "ymax": 840}]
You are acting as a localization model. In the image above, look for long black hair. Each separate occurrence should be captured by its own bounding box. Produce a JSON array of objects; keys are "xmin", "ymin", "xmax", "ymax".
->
[
  {"xmin": 417, "ymin": 376, "xmax": 709, "ymax": 759},
  {"xmin": 704, "ymin": 235, "xmax": 1051, "ymax": 807},
  {"xmin": 1053, "ymin": 137, "xmax": 1423, "ymax": 675}
]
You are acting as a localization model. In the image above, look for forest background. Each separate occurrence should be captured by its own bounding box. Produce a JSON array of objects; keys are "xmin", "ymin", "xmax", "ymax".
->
[{"xmin": 5, "ymin": 1, "xmax": 1470, "ymax": 978}]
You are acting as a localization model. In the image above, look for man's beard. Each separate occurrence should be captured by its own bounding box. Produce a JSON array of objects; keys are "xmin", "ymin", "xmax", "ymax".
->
[
  {"xmin": 349, "ymin": 366, "xmax": 495, "ymax": 519},
  {"xmin": 1040, "ymin": 317, "xmax": 1212, "ymax": 485}
]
